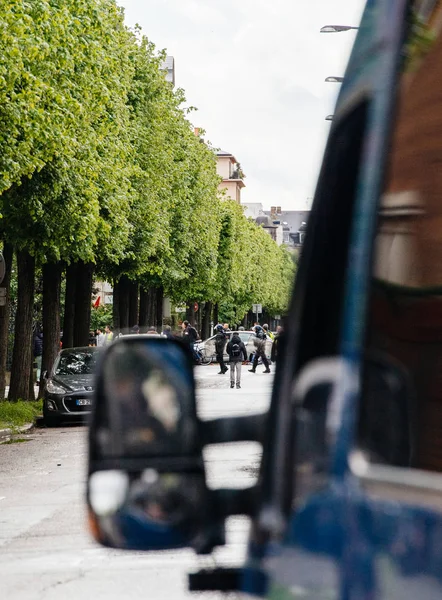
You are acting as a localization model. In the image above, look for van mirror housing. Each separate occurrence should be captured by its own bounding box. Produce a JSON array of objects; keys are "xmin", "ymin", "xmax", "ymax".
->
[{"xmin": 87, "ymin": 336, "xmax": 222, "ymax": 554}]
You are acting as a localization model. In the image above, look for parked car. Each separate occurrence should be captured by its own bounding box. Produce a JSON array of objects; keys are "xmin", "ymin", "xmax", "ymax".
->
[
  {"xmin": 43, "ymin": 346, "xmax": 102, "ymax": 426},
  {"xmin": 195, "ymin": 330, "xmax": 272, "ymax": 364}
]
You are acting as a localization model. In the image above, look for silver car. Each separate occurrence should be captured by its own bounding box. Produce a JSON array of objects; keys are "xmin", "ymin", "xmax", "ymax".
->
[{"xmin": 195, "ymin": 330, "xmax": 272, "ymax": 365}]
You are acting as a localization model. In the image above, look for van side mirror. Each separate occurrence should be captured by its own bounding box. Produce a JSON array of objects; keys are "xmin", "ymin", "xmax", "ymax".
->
[{"xmin": 87, "ymin": 336, "xmax": 222, "ymax": 554}]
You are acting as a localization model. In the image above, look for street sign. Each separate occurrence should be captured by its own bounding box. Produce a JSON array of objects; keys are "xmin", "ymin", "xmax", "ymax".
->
[
  {"xmin": 252, "ymin": 303, "xmax": 262, "ymax": 314},
  {"xmin": 193, "ymin": 302, "xmax": 199, "ymax": 312},
  {"xmin": 0, "ymin": 253, "xmax": 5, "ymax": 285}
]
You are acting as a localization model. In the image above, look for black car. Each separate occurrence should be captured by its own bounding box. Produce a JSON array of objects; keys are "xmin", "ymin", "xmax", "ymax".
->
[{"xmin": 43, "ymin": 346, "xmax": 102, "ymax": 426}]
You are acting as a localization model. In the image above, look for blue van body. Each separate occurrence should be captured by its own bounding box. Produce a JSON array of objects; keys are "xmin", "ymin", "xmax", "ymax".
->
[{"xmin": 240, "ymin": 1, "xmax": 442, "ymax": 598}]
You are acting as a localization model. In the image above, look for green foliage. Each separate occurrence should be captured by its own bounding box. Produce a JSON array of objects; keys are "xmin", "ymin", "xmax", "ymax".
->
[
  {"xmin": 90, "ymin": 304, "xmax": 113, "ymax": 331},
  {"xmin": 0, "ymin": 0, "xmax": 296, "ymax": 373}
]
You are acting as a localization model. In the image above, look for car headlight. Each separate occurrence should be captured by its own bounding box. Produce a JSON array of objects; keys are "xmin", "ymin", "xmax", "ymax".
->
[{"xmin": 46, "ymin": 380, "xmax": 67, "ymax": 394}]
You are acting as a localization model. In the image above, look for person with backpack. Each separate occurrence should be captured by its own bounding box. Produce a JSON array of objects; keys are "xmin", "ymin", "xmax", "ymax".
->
[
  {"xmin": 214, "ymin": 324, "xmax": 228, "ymax": 374},
  {"xmin": 248, "ymin": 325, "xmax": 271, "ymax": 374},
  {"xmin": 226, "ymin": 332, "xmax": 248, "ymax": 388}
]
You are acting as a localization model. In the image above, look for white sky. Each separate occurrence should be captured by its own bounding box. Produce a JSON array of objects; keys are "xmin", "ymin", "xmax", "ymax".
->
[{"xmin": 118, "ymin": 0, "xmax": 366, "ymax": 210}]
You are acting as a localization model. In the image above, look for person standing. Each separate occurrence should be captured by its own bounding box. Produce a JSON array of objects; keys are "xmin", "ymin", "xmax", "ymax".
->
[
  {"xmin": 271, "ymin": 325, "xmax": 283, "ymax": 363},
  {"xmin": 226, "ymin": 332, "xmax": 248, "ymax": 388},
  {"xmin": 214, "ymin": 324, "xmax": 228, "ymax": 374},
  {"xmin": 262, "ymin": 324, "xmax": 275, "ymax": 341},
  {"xmin": 249, "ymin": 325, "xmax": 271, "ymax": 373},
  {"xmin": 162, "ymin": 325, "xmax": 173, "ymax": 339},
  {"xmin": 33, "ymin": 329, "xmax": 43, "ymax": 384},
  {"xmin": 181, "ymin": 320, "xmax": 200, "ymax": 362},
  {"xmin": 96, "ymin": 328, "xmax": 105, "ymax": 347},
  {"xmin": 103, "ymin": 325, "xmax": 114, "ymax": 346}
]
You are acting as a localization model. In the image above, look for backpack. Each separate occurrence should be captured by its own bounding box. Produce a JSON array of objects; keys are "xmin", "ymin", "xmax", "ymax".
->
[{"xmin": 231, "ymin": 342, "xmax": 241, "ymax": 358}]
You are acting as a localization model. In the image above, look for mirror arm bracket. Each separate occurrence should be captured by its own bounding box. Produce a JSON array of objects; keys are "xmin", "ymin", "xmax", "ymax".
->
[
  {"xmin": 202, "ymin": 414, "xmax": 266, "ymax": 445},
  {"xmin": 212, "ymin": 486, "xmax": 258, "ymax": 518}
]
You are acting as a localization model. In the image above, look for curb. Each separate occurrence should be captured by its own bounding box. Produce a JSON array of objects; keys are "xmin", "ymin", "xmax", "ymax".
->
[{"xmin": 0, "ymin": 422, "xmax": 34, "ymax": 444}]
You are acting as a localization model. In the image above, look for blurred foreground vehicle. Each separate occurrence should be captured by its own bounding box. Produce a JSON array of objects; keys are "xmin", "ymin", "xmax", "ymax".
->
[{"xmin": 87, "ymin": 1, "xmax": 442, "ymax": 597}]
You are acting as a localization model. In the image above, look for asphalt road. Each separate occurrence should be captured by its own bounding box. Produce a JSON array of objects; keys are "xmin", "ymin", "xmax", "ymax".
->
[{"xmin": 0, "ymin": 365, "xmax": 273, "ymax": 600}]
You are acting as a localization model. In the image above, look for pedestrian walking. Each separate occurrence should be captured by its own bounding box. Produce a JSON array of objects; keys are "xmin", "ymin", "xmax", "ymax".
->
[
  {"xmin": 33, "ymin": 329, "xmax": 43, "ymax": 384},
  {"xmin": 226, "ymin": 332, "xmax": 248, "ymax": 388},
  {"xmin": 214, "ymin": 324, "xmax": 228, "ymax": 374},
  {"xmin": 249, "ymin": 325, "xmax": 271, "ymax": 373}
]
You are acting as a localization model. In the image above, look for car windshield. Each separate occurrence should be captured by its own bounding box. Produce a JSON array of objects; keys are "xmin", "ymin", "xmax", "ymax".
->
[{"xmin": 54, "ymin": 349, "xmax": 100, "ymax": 376}]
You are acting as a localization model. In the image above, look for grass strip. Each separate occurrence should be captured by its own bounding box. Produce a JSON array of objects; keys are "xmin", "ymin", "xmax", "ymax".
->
[{"xmin": 0, "ymin": 399, "xmax": 43, "ymax": 430}]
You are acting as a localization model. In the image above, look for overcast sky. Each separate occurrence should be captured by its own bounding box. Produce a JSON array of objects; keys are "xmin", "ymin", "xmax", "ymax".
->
[{"xmin": 118, "ymin": 0, "xmax": 366, "ymax": 210}]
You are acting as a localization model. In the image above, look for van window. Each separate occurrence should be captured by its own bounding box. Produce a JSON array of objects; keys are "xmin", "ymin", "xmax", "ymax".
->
[{"xmin": 361, "ymin": 6, "xmax": 442, "ymax": 472}]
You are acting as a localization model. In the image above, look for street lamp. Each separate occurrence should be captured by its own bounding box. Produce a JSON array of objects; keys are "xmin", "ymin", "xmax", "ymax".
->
[
  {"xmin": 325, "ymin": 115, "xmax": 334, "ymax": 121},
  {"xmin": 320, "ymin": 25, "xmax": 359, "ymax": 33},
  {"xmin": 325, "ymin": 76, "xmax": 344, "ymax": 83}
]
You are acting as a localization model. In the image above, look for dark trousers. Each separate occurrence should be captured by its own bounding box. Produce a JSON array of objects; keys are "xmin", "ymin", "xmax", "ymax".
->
[
  {"xmin": 216, "ymin": 351, "xmax": 227, "ymax": 372},
  {"xmin": 251, "ymin": 348, "xmax": 270, "ymax": 371}
]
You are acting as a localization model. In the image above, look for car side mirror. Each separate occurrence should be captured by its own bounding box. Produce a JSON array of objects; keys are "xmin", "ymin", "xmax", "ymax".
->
[{"xmin": 87, "ymin": 336, "xmax": 222, "ymax": 554}]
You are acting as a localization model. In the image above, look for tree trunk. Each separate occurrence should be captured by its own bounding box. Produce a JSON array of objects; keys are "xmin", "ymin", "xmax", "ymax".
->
[
  {"xmin": 201, "ymin": 301, "xmax": 212, "ymax": 340},
  {"xmin": 155, "ymin": 286, "xmax": 163, "ymax": 329},
  {"xmin": 118, "ymin": 275, "xmax": 130, "ymax": 333},
  {"xmin": 0, "ymin": 244, "xmax": 13, "ymax": 399},
  {"xmin": 73, "ymin": 261, "xmax": 93, "ymax": 347},
  {"xmin": 213, "ymin": 303, "xmax": 219, "ymax": 327},
  {"xmin": 112, "ymin": 278, "xmax": 120, "ymax": 334},
  {"xmin": 128, "ymin": 280, "xmax": 139, "ymax": 328},
  {"xmin": 9, "ymin": 250, "xmax": 35, "ymax": 402},
  {"xmin": 186, "ymin": 303, "xmax": 196, "ymax": 327},
  {"xmin": 139, "ymin": 288, "xmax": 149, "ymax": 332},
  {"xmin": 147, "ymin": 288, "xmax": 156, "ymax": 328},
  {"xmin": 63, "ymin": 263, "xmax": 77, "ymax": 349},
  {"xmin": 39, "ymin": 262, "xmax": 62, "ymax": 398}
]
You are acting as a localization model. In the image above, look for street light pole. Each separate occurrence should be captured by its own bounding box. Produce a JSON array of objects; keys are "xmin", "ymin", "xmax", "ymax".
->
[
  {"xmin": 320, "ymin": 25, "xmax": 359, "ymax": 33},
  {"xmin": 325, "ymin": 76, "xmax": 344, "ymax": 83}
]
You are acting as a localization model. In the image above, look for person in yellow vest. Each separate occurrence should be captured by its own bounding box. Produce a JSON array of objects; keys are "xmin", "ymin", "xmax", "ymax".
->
[
  {"xmin": 262, "ymin": 324, "xmax": 274, "ymax": 341},
  {"xmin": 103, "ymin": 324, "xmax": 114, "ymax": 346}
]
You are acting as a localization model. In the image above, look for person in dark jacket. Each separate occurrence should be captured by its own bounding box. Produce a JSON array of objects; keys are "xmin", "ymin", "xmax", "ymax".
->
[
  {"xmin": 181, "ymin": 320, "xmax": 200, "ymax": 363},
  {"xmin": 214, "ymin": 324, "xmax": 228, "ymax": 374},
  {"xmin": 249, "ymin": 325, "xmax": 271, "ymax": 373},
  {"xmin": 271, "ymin": 325, "xmax": 283, "ymax": 362},
  {"xmin": 226, "ymin": 333, "xmax": 248, "ymax": 388},
  {"xmin": 33, "ymin": 330, "xmax": 43, "ymax": 384}
]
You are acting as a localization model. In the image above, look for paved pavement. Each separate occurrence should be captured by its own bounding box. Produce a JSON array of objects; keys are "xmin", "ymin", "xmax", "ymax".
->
[{"xmin": 0, "ymin": 365, "xmax": 273, "ymax": 599}]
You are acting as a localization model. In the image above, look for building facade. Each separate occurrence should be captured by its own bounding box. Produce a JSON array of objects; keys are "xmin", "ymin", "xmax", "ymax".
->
[{"xmin": 216, "ymin": 150, "xmax": 245, "ymax": 203}]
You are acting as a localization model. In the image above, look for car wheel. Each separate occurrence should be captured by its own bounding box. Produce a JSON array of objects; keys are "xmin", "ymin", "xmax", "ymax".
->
[{"xmin": 43, "ymin": 404, "xmax": 60, "ymax": 428}]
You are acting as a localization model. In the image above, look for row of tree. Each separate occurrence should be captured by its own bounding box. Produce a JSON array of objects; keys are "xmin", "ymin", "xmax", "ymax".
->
[{"xmin": 0, "ymin": 0, "xmax": 295, "ymax": 401}]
